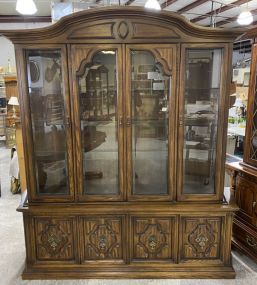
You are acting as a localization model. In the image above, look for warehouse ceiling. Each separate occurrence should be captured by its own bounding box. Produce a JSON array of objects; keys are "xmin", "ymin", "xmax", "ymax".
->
[{"xmin": 0, "ymin": 0, "xmax": 257, "ymax": 28}]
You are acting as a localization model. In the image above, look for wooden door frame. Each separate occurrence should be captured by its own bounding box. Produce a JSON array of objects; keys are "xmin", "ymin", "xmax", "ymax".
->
[
  {"xmin": 177, "ymin": 43, "xmax": 231, "ymax": 202},
  {"xmin": 70, "ymin": 44, "xmax": 125, "ymax": 202},
  {"xmin": 15, "ymin": 44, "xmax": 75, "ymax": 202},
  {"xmin": 125, "ymin": 44, "xmax": 178, "ymax": 201}
]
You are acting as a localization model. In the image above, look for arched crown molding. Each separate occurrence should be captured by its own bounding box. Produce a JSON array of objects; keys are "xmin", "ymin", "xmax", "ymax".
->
[{"xmin": 0, "ymin": 6, "xmax": 243, "ymax": 44}]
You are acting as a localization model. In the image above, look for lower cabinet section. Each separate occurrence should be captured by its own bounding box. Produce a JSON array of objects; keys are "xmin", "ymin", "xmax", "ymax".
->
[{"xmin": 21, "ymin": 209, "xmax": 236, "ymax": 279}]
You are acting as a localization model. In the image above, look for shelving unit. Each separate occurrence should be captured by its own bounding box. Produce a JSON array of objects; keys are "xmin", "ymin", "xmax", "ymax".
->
[{"xmin": 0, "ymin": 74, "xmax": 7, "ymax": 139}]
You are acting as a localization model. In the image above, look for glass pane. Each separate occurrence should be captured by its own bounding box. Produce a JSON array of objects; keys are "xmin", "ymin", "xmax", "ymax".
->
[
  {"xmin": 131, "ymin": 51, "xmax": 170, "ymax": 195},
  {"xmin": 250, "ymin": 70, "xmax": 257, "ymax": 160},
  {"xmin": 183, "ymin": 49, "xmax": 222, "ymax": 194},
  {"xmin": 26, "ymin": 50, "xmax": 68, "ymax": 195},
  {"xmin": 78, "ymin": 50, "xmax": 118, "ymax": 195}
]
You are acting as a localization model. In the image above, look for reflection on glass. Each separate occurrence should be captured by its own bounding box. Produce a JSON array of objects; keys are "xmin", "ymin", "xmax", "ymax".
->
[
  {"xmin": 131, "ymin": 51, "xmax": 169, "ymax": 195},
  {"xmin": 27, "ymin": 50, "xmax": 68, "ymax": 195},
  {"xmin": 183, "ymin": 49, "xmax": 222, "ymax": 194},
  {"xmin": 78, "ymin": 50, "xmax": 118, "ymax": 195}
]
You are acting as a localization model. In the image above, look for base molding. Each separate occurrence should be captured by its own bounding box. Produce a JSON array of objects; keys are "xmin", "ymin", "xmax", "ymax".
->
[{"xmin": 22, "ymin": 267, "xmax": 236, "ymax": 279}]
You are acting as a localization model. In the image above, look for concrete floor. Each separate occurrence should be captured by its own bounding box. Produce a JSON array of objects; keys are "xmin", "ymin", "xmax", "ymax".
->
[{"xmin": 0, "ymin": 145, "xmax": 257, "ymax": 285}]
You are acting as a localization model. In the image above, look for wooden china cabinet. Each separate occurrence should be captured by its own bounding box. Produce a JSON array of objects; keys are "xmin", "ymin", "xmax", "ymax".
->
[
  {"xmin": 226, "ymin": 27, "xmax": 257, "ymax": 264},
  {"xmin": 1, "ymin": 7, "xmax": 242, "ymax": 279}
]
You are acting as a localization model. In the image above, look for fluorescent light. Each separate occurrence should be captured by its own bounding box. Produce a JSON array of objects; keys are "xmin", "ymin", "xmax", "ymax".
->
[
  {"xmin": 144, "ymin": 0, "xmax": 161, "ymax": 11},
  {"xmin": 237, "ymin": 10, "xmax": 253, "ymax": 26},
  {"xmin": 101, "ymin": 51, "xmax": 115, "ymax": 54},
  {"xmin": 16, "ymin": 0, "xmax": 37, "ymax": 15}
]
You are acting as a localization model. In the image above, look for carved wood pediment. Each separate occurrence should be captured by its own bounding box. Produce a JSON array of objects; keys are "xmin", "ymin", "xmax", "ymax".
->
[
  {"xmin": 68, "ymin": 21, "xmax": 115, "ymax": 40},
  {"xmin": 67, "ymin": 19, "xmax": 180, "ymax": 42},
  {"xmin": 132, "ymin": 22, "xmax": 180, "ymax": 40}
]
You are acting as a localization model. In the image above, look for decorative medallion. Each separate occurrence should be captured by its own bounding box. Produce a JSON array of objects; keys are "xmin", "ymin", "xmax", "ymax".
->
[
  {"xmin": 117, "ymin": 21, "xmax": 129, "ymax": 39},
  {"xmin": 188, "ymin": 223, "xmax": 215, "ymax": 258},
  {"xmin": 40, "ymin": 224, "xmax": 69, "ymax": 257}
]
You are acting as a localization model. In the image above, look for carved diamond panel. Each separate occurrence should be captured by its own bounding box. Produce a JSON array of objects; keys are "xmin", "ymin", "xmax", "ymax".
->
[
  {"xmin": 133, "ymin": 217, "xmax": 175, "ymax": 260},
  {"xmin": 82, "ymin": 217, "xmax": 123, "ymax": 261},
  {"xmin": 35, "ymin": 217, "xmax": 75, "ymax": 261},
  {"xmin": 181, "ymin": 217, "xmax": 222, "ymax": 260}
]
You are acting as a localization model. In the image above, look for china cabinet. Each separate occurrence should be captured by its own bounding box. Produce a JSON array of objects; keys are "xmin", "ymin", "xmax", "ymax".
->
[
  {"xmin": 0, "ymin": 7, "xmax": 241, "ymax": 279},
  {"xmin": 226, "ymin": 28, "xmax": 257, "ymax": 263}
]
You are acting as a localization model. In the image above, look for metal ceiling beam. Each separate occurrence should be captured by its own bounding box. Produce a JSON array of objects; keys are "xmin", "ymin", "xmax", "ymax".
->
[
  {"xmin": 0, "ymin": 15, "xmax": 51, "ymax": 23},
  {"xmin": 124, "ymin": 0, "xmax": 136, "ymax": 5},
  {"xmin": 191, "ymin": 0, "xmax": 249, "ymax": 23},
  {"xmin": 161, "ymin": 0, "xmax": 179, "ymax": 9},
  {"xmin": 177, "ymin": 0, "xmax": 207, "ymax": 14},
  {"xmin": 213, "ymin": 8, "xmax": 257, "ymax": 27}
]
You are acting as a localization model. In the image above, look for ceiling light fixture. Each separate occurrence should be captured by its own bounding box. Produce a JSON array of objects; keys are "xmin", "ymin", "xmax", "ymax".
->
[
  {"xmin": 237, "ymin": 1, "xmax": 253, "ymax": 26},
  {"xmin": 144, "ymin": 0, "xmax": 161, "ymax": 11},
  {"xmin": 16, "ymin": 0, "xmax": 37, "ymax": 15}
]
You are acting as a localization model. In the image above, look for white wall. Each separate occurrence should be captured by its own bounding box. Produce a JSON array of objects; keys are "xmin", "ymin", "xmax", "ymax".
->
[{"xmin": 0, "ymin": 22, "xmax": 51, "ymax": 72}]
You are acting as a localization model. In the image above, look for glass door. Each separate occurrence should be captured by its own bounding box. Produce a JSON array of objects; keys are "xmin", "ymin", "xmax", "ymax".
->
[
  {"xmin": 23, "ymin": 46, "xmax": 74, "ymax": 201},
  {"xmin": 72, "ymin": 45, "xmax": 124, "ymax": 201},
  {"xmin": 126, "ymin": 45, "xmax": 176, "ymax": 201},
  {"xmin": 178, "ymin": 45, "xmax": 227, "ymax": 201}
]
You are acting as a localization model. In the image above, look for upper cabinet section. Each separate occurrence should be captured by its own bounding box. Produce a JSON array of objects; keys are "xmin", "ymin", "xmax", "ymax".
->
[{"xmin": 0, "ymin": 7, "xmax": 242, "ymax": 45}]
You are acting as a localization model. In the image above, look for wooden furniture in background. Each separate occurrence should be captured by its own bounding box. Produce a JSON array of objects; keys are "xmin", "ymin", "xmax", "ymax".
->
[
  {"xmin": 1, "ymin": 7, "xmax": 241, "ymax": 279},
  {"xmin": 226, "ymin": 28, "xmax": 257, "ymax": 264},
  {"xmin": 4, "ymin": 76, "xmax": 19, "ymax": 125},
  {"xmin": 226, "ymin": 162, "xmax": 257, "ymax": 263},
  {"xmin": 15, "ymin": 121, "xmax": 27, "ymax": 193},
  {"xmin": 4, "ymin": 76, "xmax": 19, "ymax": 147}
]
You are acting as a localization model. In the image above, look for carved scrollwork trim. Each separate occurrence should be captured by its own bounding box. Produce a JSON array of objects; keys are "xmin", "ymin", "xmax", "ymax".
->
[{"xmin": 151, "ymin": 48, "xmax": 173, "ymax": 76}]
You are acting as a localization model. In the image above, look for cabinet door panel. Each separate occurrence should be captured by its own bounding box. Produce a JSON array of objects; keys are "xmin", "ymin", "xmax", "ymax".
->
[
  {"xmin": 81, "ymin": 216, "xmax": 125, "ymax": 263},
  {"xmin": 126, "ymin": 45, "xmax": 176, "ymax": 201},
  {"xmin": 24, "ymin": 47, "xmax": 74, "ymax": 201},
  {"xmin": 131, "ymin": 216, "xmax": 176, "ymax": 262},
  {"xmin": 71, "ymin": 45, "xmax": 124, "ymax": 201},
  {"xmin": 34, "ymin": 217, "xmax": 76, "ymax": 263},
  {"xmin": 236, "ymin": 175, "xmax": 257, "ymax": 225},
  {"xmin": 180, "ymin": 216, "xmax": 223, "ymax": 263}
]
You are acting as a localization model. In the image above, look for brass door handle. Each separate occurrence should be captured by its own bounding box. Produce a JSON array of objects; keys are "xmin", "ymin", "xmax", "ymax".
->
[
  {"xmin": 65, "ymin": 117, "xmax": 71, "ymax": 129},
  {"xmin": 253, "ymin": 201, "xmax": 256, "ymax": 209},
  {"xmin": 126, "ymin": 117, "xmax": 131, "ymax": 127},
  {"xmin": 246, "ymin": 235, "xmax": 257, "ymax": 249},
  {"xmin": 119, "ymin": 116, "xmax": 123, "ymax": 126},
  {"xmin": 179, "ymin": 115, "xmax": 184, "ymax": 127}
]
